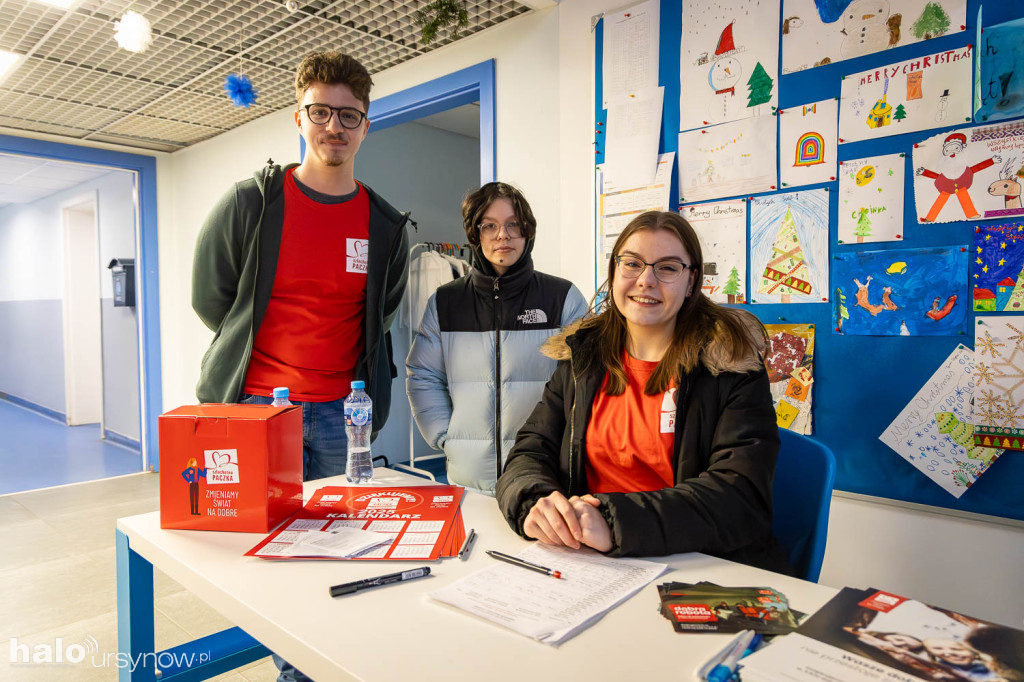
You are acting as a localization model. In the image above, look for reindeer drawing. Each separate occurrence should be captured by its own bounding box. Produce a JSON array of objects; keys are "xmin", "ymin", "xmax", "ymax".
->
[{"xmin": 988, "ymin": 156, "xmax": 1023, "ymax": 211}]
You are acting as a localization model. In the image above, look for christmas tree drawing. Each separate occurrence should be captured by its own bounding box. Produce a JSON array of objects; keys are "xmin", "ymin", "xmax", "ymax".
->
[
  {"xmin": 912, "ymin": 2, "xmax": 951, "ymax": 40},
  {"xmin": 834, "ymin": 287, "xmax": 849, "ymax": 333},
  {"xmin": 758, "ymin": 208, "xmax": 812, "ymax": 303},
  {"xmin": 893, "ymin": 104, "xmax": 907, "ymax": 122},
  {"xmin": 746, "ymin": 62, "xmax": 773, "ymax": 110},
  {"xmin": 1005, "ymin": 265, "xmax": 1024, "ymax": 311},
  {"xmin": 722, "ymin": 266, "xmax": 742, "ymax": 304},
  {"xmin": 854, "ymin": 208, "xmax": 872, "ymax": 243}
]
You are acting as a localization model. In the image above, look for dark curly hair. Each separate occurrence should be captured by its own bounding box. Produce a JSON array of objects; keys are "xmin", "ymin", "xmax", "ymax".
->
[{"xmin": 295, "ymin": 50, "xmax": 373, "ymax": 111}]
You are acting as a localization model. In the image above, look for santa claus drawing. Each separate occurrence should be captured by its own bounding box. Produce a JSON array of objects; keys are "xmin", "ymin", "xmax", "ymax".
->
[{"xmin": 915, "ymin": 132, "xmax": 1000, "ymax": 222}]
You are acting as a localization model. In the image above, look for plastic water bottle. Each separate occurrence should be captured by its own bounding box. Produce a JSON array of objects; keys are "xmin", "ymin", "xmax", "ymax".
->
[
  {"xmin": 344, "ymin": 380, "xmax": 374, "ymax": 483},
  {"xmin": 271, "ymin": 386, "xmax": 292, "ymax": 407}
]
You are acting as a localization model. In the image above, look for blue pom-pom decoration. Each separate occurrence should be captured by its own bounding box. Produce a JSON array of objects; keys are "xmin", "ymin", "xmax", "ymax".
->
[{"xmin": 224, "ymin": 73, "xmax": 258, "ymax": 108}]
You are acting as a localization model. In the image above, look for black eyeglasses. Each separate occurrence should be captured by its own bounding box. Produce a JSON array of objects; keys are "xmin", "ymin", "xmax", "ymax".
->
[
  {"xmin": 300, "ymin": 103, "xmax": 367, "ymax": 129},
  {"xmin": 614, "ymin": 255, "xmax": 695, "ymax": 283},
  {"xmin": 477, "ymin": 221, "xmax": 523, "ymax": 238}
]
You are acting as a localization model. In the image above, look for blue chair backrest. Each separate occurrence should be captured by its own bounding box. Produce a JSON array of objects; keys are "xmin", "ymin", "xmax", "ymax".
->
[{"xmin": 772, "ymin": 429, "xmax": 836, "ymax": 582}]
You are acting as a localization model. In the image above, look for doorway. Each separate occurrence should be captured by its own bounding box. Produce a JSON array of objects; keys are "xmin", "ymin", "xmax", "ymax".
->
[{"xmin": 61, "ymin": 194, "xmax": 103, "ymax": 426}]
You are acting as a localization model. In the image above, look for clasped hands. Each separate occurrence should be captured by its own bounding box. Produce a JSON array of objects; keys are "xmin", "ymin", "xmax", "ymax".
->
[{"xmin": 523, "ymin": 491, "xmax": 612, "ymax": 552}]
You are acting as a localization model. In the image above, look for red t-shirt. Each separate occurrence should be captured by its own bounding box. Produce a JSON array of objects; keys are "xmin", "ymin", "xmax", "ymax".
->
[
  {"xmin": 243, "ymin": 170, "xmax": 369, "ymax": 401},
  {"xmin": 585, "ymin": 352, "xmax": 676, "ymax": 493}
]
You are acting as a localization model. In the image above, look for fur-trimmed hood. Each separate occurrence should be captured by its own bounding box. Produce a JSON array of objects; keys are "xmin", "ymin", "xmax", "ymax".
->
[{"xmin": 541, "ymin": 312, "xmax": 767, "ymax": 375}]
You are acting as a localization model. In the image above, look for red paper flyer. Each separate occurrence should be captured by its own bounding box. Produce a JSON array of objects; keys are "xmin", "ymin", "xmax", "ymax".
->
[{"xmin": 245, "ymin": 485, "xmax": 465, "ymax": 561}]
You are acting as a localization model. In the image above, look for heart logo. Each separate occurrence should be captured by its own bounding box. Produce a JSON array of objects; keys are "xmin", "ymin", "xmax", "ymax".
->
[{"xmin": 213, "ymin": 451, "xmax": 231, "ymax": 467}]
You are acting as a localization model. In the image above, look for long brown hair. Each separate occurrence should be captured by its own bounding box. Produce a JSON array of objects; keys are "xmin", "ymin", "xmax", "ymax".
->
[{"xmin": 578, "ymin": 211, "xmax": 766, "ymax": 395}]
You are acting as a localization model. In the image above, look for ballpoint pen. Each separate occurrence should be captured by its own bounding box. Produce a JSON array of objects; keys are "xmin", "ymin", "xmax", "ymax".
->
[
  {"xmin": 329, "ymin": 567, "xmax": 431, "ymax": 597},
  {"xmin": 486, "ymin": 550, "xmax": 562, "ymax": 578},
  {"xmin": 696, "ymin": 630, "xmax": 761, "ymax": 682},
  {"xmin": 458, "ymin": 528, "xmax": 477, "ymax": 559}
]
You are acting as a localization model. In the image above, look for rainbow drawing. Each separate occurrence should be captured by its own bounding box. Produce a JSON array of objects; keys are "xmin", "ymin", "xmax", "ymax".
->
[{"xmin": 794, "ymin": 132, "xmax": 825, "ymax": 166}]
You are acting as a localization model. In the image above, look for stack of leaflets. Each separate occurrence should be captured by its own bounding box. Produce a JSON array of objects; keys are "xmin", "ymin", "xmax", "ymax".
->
[
  {"xmin": 657, "ymin": 582, "xmax": 800, "ymax": 634},
  {"xmin": 245, "ymin": 485, "xmax": 466, "ymax": 560},
  {"xmin": 739, "ymin": 587, "xmax": 1024, "ymax": 682}
]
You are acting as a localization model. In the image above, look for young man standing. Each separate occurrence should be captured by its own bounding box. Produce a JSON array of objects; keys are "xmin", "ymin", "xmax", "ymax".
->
[{"xmin": 192, "ymin": 50, "xmax": 410, "ymax": 483}]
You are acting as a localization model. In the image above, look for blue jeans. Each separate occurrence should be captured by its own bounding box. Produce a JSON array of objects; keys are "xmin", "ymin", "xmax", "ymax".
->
[
  {"xmin": 240, "ymin": 394, "xmax": 348, "ymax": 482},
  {"xmin": 241, "ymin": 394, "xmax": 348, "ymax": 682}
]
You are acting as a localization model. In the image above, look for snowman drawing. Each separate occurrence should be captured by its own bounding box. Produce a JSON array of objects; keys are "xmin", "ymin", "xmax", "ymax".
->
[
  {"xmin": 707, "ymin": 22, "xmax": 744, "ymax": 122},
  {"xmin": 840, "ymin": 0, "xmax": 902, "ymax": 59}
]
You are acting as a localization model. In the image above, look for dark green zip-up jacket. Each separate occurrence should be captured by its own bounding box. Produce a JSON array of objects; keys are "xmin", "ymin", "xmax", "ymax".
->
[{"xmin": 191, "ymin": 161, "xmax": 410, "ymax": 440}]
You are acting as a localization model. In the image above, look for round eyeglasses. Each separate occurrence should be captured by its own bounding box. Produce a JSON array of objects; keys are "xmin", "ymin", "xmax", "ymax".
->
[
  {"xmin": 477, "ymin": 221, "xmax": 523, "ymax": 238},
  {"xmin": 301, "ymin": 104, "xmax": 367, "ymax": 129},
  {"xmin": 614, "ymin": 255, "xmax": 695, "ymax": 283}
]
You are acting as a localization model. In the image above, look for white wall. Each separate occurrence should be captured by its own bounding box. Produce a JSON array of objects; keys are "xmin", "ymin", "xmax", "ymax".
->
[{"xmin": 154, "ymin": 0, "xmax": 1024, "ymax": 629}]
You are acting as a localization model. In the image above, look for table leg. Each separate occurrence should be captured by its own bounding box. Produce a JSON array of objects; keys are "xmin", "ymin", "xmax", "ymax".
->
[{"xmin": 116, "ymin": 528, "xmax": 157, "ymax": 682}]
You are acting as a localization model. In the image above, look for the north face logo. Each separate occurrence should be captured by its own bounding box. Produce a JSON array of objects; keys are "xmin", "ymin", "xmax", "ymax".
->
[{"xmin": 517, "ymin": 309, "xmax": 548, "ymax": 324}]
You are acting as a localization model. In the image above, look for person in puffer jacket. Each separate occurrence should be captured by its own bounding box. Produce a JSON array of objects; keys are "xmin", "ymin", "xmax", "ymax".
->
[
  {"xmin": 495, "ymin": 210, "xmax": 791, "ymax": 573},
  {"xmin": 406, "ymin": 182, "xmax": 588, "ymax": 493}
]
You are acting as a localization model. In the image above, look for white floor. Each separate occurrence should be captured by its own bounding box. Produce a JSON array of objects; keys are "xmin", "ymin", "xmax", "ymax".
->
[{"xmin": 0, "ymin": 473, "xmax": 278, "ymax": 681}]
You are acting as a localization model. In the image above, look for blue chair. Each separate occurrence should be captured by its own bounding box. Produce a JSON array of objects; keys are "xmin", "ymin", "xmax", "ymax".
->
[{"xmin": 772, "ymin": 429, "xmax": 836, "ymax": 583}]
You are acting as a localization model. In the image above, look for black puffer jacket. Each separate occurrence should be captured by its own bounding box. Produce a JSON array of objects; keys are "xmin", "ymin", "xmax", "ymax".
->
[{"xmin": 495, "ymin": 321, "xmax": 791, "ymax": 574}]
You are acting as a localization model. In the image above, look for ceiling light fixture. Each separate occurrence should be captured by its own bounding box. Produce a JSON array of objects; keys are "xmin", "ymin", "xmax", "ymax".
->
[
  {"xmin": 32, "ymin": 0, "xmax": 80, "ymax": 8},
  {"xmin": 114, "ymin": 10, "xmax": 154, "ymax": 53},
  {"xmin": 0, "ymin": 50, "xmax": 24, "ymax": 87}
]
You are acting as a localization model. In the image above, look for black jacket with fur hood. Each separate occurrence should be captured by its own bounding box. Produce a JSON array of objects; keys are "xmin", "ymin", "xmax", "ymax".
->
[{"xmin": 495, "ymin": 318, "xmax": 791, "ymax": 574}]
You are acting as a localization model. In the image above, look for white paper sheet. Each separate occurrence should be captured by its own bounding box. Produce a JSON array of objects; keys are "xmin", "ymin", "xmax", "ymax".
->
[
  {"xmin": 912, "ymin": 121, "xmax": 1024, "ymax": 223},
  {"xmin": 749, "ymin": 189, "xmax": 830, "ymax": 304},
  {"xmin": 781, "ymin": 0, "xmax": 968, "ymax": 74},
  {"xmin": 602, "ymin": 0, "xmax": 659, "ymax": 107},
  {"xmin": 839, "ymin": 45, "xmax": 974, "ymax": 144},
  {"xmin": 779, "ymin": 98, "xmax": 839, "ymax": 188},
  {"xmin": 679, "ymin": 117, "xmax": 777, "ymax": 203},
  {"xmin": 596, "ymin": 152, "xmax": 674, "ymax": 282},
  {"xmin": 974, "ymin": 316, "xmax": 1024, "ymax": 452},
  {"xmin": 679, "ymin": 0, "xmax": 780, "ymax": 130},
  {"xmin": 879, "ymin": 344, "xmax": 1004, "ymax": 497},
  {"xmin": 681, "ymin": 199, "xmax": 748, "ymax": 304},
  {"xmin": 837, "ymin": 153, "xmax": 906, "ymax": 244},
  {"xmin": 604, "ymin": 87, "xmax": 664, "ymax": 188},
  {"xmin": 430, "ymin": 544, "xmax": 666, "ymax": 646}
]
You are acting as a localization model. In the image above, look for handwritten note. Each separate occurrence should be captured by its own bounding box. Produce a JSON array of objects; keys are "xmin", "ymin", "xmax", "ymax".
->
[
  {"xmin": 879, "ymin": 345, "xmax": 1003, "ymax": 497},
  {"xmin": 430, "ymin": 544, "xmax": 665, "ymax": 645}
]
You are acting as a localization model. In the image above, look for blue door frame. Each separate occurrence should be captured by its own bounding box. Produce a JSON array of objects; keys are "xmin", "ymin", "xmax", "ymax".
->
[{"xmin": 0, "ymin": 135, "xmax": 161, "ymax": 470}]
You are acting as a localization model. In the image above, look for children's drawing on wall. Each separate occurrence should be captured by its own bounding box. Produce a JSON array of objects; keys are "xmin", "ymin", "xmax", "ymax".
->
[
  {"xmin": 837, "ymin": 153, "xmax": 905, "ymax": 243},
  {"xmin": 973, "ymin": 316, "xmax": 1024, "ymax": 451},
  {"xmin": 781, "ymin": 0, "xmax": 967, "ymax": 74},
  {"xmin": 974, "ymin": 16, "xmax": 1024, "ymax": 124},
  {"xmin": 779, "ymin": 98, "xmax": 839, "ymax": 188},
  {"xmin": 749, "ymin": 189, "xmax": 829, "ymax": 304},
  {"xmin": 972, "ymin": 222, "xmax": 1024, "ymax": 312},
  {"xmin": 839, "ymin": 45, "xmax": 973, "ymax": 143},
  {"xmin": 681, "ymin": 199, "xmax": 748, "ymax": 304},
  {"xmin": 679, "ymin": 117, "xmax": 777, "ymax": 203},
  {"xmin": 831, "ymin": 246, "xmax": 967, "ymax": 335},
  {"xmin": 764, "ymin": 323, "xmax": 815, "ymax": 434},
  {"xmin": 912, "ymin": 121, "xmax": 1024, "ymax": 223},
  {"xmin": 680, "ymin": 0, "xmax": 780, "ymax": 130},
  {"xmin": 880, "ymin": 344, "xmax": 1003, "ymax": 497}
]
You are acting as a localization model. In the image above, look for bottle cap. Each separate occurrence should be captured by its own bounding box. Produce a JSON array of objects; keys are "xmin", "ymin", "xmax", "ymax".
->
[
  {"xmin": 272, "ymin": 387, "xmax": 289, "ymax": 399},
  {"xmin": 350, "ymin": 380, "xmax": 366, "ymax": 390}
]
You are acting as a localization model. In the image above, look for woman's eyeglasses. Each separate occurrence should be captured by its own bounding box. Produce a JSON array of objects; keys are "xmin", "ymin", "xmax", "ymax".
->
[
  {"xmin": 614, "ymin": 255, "xmax": 694, "ymax": 283},
  {"xmin": 477, "ymin": 221, "xmax": 522, "ymax": 238}
]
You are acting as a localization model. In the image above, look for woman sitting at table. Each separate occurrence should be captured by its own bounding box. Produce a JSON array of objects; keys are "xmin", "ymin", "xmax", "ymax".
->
[{"xmin": 495, "ymin": 210, "xmax": 790, "ymax": 572}]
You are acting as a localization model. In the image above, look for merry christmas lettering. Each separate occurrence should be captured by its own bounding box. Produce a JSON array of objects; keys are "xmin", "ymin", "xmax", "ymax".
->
[{"xmin": 858, "ymin": 46, "xmax": 973, "ymax": 87}]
